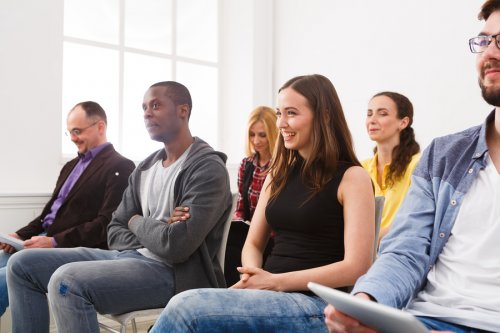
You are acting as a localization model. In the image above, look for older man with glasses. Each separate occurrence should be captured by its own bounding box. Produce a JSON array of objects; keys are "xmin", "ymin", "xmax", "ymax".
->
[
  {"xmin": 0, "ymin": 101, "xmax": 135, "ymax": 318},
  {"xmin": 325, "ymin": 0, "xmax": 500, "ymax": 332}
]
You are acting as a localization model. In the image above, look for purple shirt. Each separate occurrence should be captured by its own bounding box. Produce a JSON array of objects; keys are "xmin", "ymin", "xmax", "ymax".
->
[{"xmin": 42, "ymin": 143, "xmax": 110, "ymax": 245}]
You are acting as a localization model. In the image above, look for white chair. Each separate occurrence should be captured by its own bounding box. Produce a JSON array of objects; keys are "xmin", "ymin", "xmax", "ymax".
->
[
  {"xmin": 373, "ymin": 196, "xmax": 385, "ymax": 261},
  {"xmin": 98, "ymin": 193, "xmax": 239, "ymax": 333}
]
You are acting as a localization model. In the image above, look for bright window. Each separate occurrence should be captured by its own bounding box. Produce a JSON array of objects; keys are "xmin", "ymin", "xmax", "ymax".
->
[{"xmin": 62, "ymin": 0, "xmax": 219, "ymax": 161}]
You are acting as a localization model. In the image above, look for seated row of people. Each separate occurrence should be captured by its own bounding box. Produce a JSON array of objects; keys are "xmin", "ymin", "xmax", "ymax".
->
[
  {"xmin": 2, "ymin": 3, "xmax": 499, "ymax": 329},
  {"xmin": 2, "ymin": 74, "xmax": 379, "ymax": 332},
  {"xmin": 0, "ymin": 89, "xmax": 419, "ymax": 322},
  {"xmin": 223, "ymin": 91, "xmax": 421, "ymax": 285},
  {"xmin": 4, "ymin": 81, "xmax": 232, "ymax": 333},
  {"xmin": 0, "ymin": 81, "xmax": 418, "ymax": 324},
  {"xmin": 149, "ymin": 73, "xmax": 375, "ymax": 332},
  {"xmin": 150, "ymin": 2, "xmax": 500, "ymax": 330}
]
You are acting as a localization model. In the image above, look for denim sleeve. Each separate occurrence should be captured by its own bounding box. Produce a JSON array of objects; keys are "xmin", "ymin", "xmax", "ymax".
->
[{"xmin": 352, "ymin": 146, "xmax": 436, "ymax": 308}]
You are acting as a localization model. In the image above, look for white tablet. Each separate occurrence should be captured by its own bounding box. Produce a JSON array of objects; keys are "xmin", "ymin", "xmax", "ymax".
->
[
  {"xmin": 0, "ymin": 233, "xmax": 24, "ymax": 251},
  {"xmin": 308, "ymin": 282, "xmax": 428, "ymax": 333}
]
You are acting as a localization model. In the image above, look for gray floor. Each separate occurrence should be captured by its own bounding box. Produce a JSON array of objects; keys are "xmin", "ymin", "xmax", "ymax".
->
[
  {"xmin": 94, "ymin": 314, "xmax": 157, "ymax": 333},
  {"xmin": 95, "ymin": 316, "xmax": 156, "ymax": 333},
  {"xmin": 0, "ymin": 309, "xmax": 157, "ymax": 333}
]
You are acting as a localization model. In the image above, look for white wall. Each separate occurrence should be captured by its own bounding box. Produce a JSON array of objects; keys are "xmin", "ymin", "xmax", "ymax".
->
[
  {"xmin": 0, "ymin": 0, "xmax": 492, "ymax": 194},
  {"xmin": 0, "ymin": 0, "xmax": 266, "ymax": 194},
  {"xmin": 0, "ymin": 194, "xmax": 49, "ymax": 234},
  {"xmin": 272, "ymin": 0, "xmax": 490, "ymax": 159},
  {"xmin": 220, "ymin": 0, "xmax": 275, "ymax": 189},
  {"xmin": 0, "ymin": 0, "xmax": 63, "ymax": 194}
]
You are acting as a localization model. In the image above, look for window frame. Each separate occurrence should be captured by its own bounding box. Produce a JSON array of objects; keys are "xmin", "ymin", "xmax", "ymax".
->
[{"xmin": 62, "ymin": 0, "xmax": 221, "ymax": 161}]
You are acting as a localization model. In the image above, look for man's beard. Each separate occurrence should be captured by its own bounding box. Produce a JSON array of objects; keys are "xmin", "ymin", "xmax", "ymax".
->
[
  {"xmin": 479, "ymin": 60, "xmax": 500, "ymax": 107},
  {"xmin": 480, "ymin": 79, "xmax": 500, "ymax": 107}
]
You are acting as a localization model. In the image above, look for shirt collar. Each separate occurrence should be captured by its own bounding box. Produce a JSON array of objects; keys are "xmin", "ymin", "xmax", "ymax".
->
[
  {"xmin": 473, "ymin": 110, "xmax": 495, "ymax": 162},
  {"xmin": 251, "ymin": 153, "xmax": 271, "ymax": 169},
  {"xmin": 365, "ymin": 152, "xmax": 379, "ymax": 172},
  {"xmin": 78, "ymin": 142, "xmax": 110, "ymax": 161}
]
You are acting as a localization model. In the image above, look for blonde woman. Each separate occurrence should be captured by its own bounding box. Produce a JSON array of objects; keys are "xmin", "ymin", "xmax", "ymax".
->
[
  {"xmin": 225, "ymin": 106, "xmax": 278, "ymax": 285},
  {"xmin": 233, "ymin": 106, "xmax": 278, "ymax": 222}
]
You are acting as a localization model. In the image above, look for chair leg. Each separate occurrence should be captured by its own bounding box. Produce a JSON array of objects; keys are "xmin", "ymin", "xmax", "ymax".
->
[
  {"xmin": 99, "ymin": 321, "xmax": 121, "ymax": 333},
  {"xmin": 131, "ymin": 318, "xmax": 138, "ymax": 333}
]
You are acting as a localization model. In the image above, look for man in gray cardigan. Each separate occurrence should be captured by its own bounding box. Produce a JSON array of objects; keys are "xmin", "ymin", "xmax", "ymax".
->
[{"xmin": 6, "ymin": 81, "xmax": 232, "ymax": 333}]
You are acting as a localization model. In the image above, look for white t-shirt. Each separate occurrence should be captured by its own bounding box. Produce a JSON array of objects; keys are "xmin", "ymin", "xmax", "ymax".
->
[
  {"xmin": 138, "ymin": 145, "xmax": 192, "ymax": 262},
  {"xmin": 407, "ymin": 155, "xmax": 500, "ymax": 331}
]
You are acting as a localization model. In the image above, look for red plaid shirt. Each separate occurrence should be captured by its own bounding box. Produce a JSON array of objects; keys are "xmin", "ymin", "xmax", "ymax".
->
[{"xmin": 233, "ymin": 155, "xmax": 271, "ymax": 222}]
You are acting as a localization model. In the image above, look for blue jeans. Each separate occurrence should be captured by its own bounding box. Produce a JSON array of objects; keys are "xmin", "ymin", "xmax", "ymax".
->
[
  {"xmin": 7, "ymin": 247, "xmax": 175, "ymax": 333},
  {"xmin": 0, "ymin": 252, "xmax": 12, "ymax": 316},
  {"xmin": 418, "ymin": 316, "xmax": 496, "ymax": 333},
  {"xmin": 149, "ymin": 288, "xmax": 329, "ymax": 333}
]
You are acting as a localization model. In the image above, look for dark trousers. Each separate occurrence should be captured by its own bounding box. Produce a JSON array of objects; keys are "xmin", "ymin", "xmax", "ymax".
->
[{"xmin": 224, "ymin": 221, "xmax": 274, "ymax": 286}]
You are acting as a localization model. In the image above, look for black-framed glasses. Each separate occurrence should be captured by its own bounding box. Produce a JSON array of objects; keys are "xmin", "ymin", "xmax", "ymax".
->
[
  {"xmin": 469, "ymin": 34, "xmax": 500, "ymax": 53},
  {"xmin": 65, "ymin": 121, "xmax": 98, "ymax": 137}
]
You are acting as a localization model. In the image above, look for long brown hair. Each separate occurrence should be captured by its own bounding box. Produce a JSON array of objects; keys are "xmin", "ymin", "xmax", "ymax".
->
[
  {"xmin": 269, "ymin": 74, "xmax": 360, "ymax": 202},
  {"xmin": 371, "ymin": 92, "xmax": 420, "ymax": 187}
]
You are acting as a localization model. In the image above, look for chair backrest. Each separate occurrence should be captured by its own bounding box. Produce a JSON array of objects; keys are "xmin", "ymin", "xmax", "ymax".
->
[
  {"xmin": 373, "ymin": 196, "xmax": 385, "ymax": 261},
  {"xmin": 217, "ymin": 193, "xmax": 238, "ymax": 273}
]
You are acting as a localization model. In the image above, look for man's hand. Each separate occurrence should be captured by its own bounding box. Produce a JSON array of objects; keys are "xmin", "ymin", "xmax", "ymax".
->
[
  {"xmin": 166, "ymin": 207, "xmax": 190, "ymax": 224},
  {"xmin": 0, "ymin": 233, "xmax": 22, "ymax": 254},
  {"xmin": 324, "ymin": 296, "xmax": 453, "ymax": 333},
  {"xmin": 24, "ymin": 235, "xmax": 55, "ymax": 249},
  {"xmin": 324, "ymin": 303, "xmax": 377, "ymax": 333},
  {"xmin": 324, "ymin": 293, "xmax": 377, "ymax": 333},
  {"xmin": 128, "ymin": 214, "xmax": 143, "ymax": 227},
  {"xmin": 127, "ymin": 207, "xmax": 190, "ymax": 228}
]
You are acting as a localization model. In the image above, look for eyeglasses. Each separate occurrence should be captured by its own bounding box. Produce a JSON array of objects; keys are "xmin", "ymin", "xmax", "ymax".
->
[
  {"xmin": 65, "ymin": 121, "xmax": 98, "ymax": 137},
  {"xmin": 469, "ymin": 34, "xmax": 500, "ymax": 53}
]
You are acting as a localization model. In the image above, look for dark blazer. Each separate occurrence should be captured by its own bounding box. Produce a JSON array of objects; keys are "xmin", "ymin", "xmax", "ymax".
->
[{"xmin": 16, "ymin": 144, "xmax": 135, "ymax": 249}]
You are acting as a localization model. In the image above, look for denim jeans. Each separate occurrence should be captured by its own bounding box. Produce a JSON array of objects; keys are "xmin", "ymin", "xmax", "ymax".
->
[
  {"xmin": 0, "ymin": 252, "xmax": 12, "ymax": 316},
  {"xmin": 149, "ymin": 288, "xmax": 329, "ymax": 333},
  {"xmin": 418, "ymin": 316, "xmax": 496, "ymax": 333},
  {"xmin": 7, "ymin": 247, "xmax": 174, "ymax": 333}
]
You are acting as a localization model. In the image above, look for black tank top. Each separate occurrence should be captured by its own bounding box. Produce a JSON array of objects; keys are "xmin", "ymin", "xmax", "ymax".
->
[{"xmin": 264, "ymin": 160, "xmax": 352, "ymax": 274}]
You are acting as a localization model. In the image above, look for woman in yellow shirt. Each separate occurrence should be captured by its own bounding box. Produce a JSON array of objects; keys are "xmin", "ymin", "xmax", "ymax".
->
[{"xmin": 362, "ymin": 92, "xmax": 420, "ymax": 242}]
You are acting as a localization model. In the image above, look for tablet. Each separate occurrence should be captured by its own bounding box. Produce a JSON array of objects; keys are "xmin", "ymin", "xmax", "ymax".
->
[
  {"xmin": 308, "ymin": 282, "xmax": 428, "ymax": 333},
  {"xmin": 0, "ymin": 233, "xmax": 24, "ymax": 251}
]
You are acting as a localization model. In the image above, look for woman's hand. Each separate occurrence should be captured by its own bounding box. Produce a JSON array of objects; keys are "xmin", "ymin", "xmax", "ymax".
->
[{"xmin": 231, "ymin": 266, "xmax": 281, "ymax": 291}]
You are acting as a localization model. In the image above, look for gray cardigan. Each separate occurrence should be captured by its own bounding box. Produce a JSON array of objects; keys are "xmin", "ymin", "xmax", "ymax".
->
[{"xmin": 108, "ymin": 137, "xmax": 232, "ymax": 293}]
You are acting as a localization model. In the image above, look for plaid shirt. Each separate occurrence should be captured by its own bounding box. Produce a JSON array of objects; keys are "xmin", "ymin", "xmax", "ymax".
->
[{"xmin": 233, "ymin": 154, "xmax": 271, "ymax": 222}]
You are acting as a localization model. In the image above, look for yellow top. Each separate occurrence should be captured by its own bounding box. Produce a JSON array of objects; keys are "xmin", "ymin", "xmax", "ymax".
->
[{"xmin": 362, "ymin": 153, "xmax": 421, "ymax": 231}]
